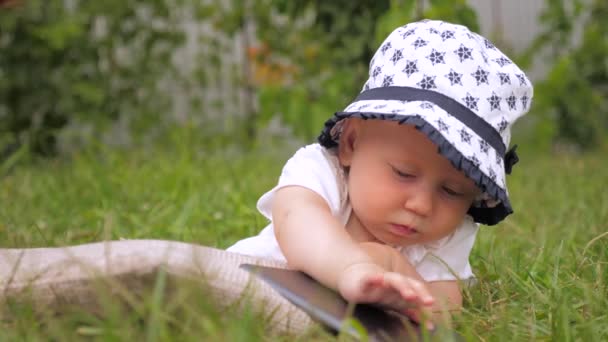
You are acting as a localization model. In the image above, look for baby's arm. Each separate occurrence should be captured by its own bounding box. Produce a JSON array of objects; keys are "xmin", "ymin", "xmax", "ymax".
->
[{"xmin": 272, "ymin": 186, "xmax": 434, "ymax": 315}]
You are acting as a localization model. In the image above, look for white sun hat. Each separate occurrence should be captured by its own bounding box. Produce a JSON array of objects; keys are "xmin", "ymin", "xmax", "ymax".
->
[{"xmin": 318, "ymin": 19, "xmax": 533, "ymax": 225}]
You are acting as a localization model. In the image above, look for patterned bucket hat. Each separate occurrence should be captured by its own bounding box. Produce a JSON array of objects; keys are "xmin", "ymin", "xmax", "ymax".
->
[{"xmin": 318, "ymin": 19, "xmax": 533, "ymax": 225}]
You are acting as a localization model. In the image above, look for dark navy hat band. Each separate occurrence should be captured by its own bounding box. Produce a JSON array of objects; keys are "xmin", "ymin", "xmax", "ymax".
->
[{"xmin": 353, "ymin": 86, "xmax": 506, "ymax": 156}]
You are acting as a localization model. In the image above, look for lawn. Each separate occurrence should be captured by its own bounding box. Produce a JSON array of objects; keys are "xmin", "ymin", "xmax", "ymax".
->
[{"xmin": 1, "ymin": 129, "xmax": 606, "ymax": 341}]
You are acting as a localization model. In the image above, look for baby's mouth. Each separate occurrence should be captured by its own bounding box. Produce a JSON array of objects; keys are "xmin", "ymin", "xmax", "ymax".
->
[{"xmin": 389, "ymin": 223, "xmax": 419, "ymax": 236}]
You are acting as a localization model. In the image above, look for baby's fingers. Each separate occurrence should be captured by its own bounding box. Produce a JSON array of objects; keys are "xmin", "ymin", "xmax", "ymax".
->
[
  {"xmin": 404, "ymin": 278, "xmax": 434, "ymax": 306},
  {"xmin": 382, "ymin": 273, "xmax": 434, "ymax": 306}
]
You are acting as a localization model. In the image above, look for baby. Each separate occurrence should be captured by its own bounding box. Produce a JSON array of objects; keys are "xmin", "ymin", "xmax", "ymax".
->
[{"xmin": 228, "ymin": 19, "xmax": 533, "ymax": 325}]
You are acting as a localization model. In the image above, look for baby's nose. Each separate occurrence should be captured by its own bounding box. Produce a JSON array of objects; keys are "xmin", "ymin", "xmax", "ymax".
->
[{"xmin": 403, "ymin": 189, "xmax": 433, "ymax": 217}]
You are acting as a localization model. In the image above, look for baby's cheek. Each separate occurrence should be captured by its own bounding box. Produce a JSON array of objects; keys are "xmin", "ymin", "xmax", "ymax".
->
[
  {"xmin": 349, "ymin": 182, "xmax": 380, "ymax": 212},
  {"xmin": 363, "ymin": 183, "xmax": 400, "ymax": 213},
  {"xmin": 447, "ymin": 198, "xmax": 474, "ymax": 217}
]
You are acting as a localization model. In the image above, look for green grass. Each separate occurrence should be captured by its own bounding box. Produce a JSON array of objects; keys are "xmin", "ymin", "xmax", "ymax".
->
[
  {"xmin": 458, "ymin": 150, "xmax": 608, "ymax": 341},
  {"xmin": 1, "ymin": 130, "xmax": 607, "ymax": 341}
]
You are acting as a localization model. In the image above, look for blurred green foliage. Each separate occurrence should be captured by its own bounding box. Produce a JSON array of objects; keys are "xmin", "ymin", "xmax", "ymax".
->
[
  {"xmin": 375, "ymin": 0, "xmax": 478, "ymax": 48},
  {"xmin": 250, "ymin": 0, "xmax": 479, "ymax": 142},
  {"xmin": 3, "ymin": 0, "xmax": 605, "ymax": 155},
  {"xmin": 0, "ymin": 0, "xmax": 186, "ymax": 156},
  {"xmin": 274, "ymin": 1, "xmax": 390, "ymax": 68},
  {"xmin": 522, "ymin": 0, "xmax": 608, "ymax": 150},
  {"xmin": 1, "ymin": 0, "xmax": 481, "ymax": 156}
]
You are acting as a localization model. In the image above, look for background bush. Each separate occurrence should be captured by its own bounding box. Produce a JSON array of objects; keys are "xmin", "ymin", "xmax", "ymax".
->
[
  {"xmin": 1, "ymin": 0, "xmax": 607, "ymax": 154},
  {"xmin": 0, "ymin": 0, "xmax": 186, "ymax": 156},
  {"xmin": 521, "ymin": 0, "xmax": 608, "ymax": 150},
  {"xmin": 1, "ymin": 0, "xmax": 484, "ymax": 157}
]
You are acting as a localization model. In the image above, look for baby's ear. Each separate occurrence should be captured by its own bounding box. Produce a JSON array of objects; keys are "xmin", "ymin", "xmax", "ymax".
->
[{"xmin": 338, "ymin": 119, "xmax": 360, "ymax": 167}]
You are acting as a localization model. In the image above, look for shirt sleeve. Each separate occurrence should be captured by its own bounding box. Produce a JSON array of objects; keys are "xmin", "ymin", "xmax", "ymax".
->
[
  {"xmin": 227, "ymin": 144, "xmax": 343, "ymax": 262},
  {"xmin": 414, "ymin": 216, "xmax": 479, "ymax": 282},
  {"xmin": 256, "ymin": 144, "xmax": 343, "ymax": 220}
]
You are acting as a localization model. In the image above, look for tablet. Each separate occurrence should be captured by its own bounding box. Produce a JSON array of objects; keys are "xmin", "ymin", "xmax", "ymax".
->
[{"xmin": 241, "ymin": 264, "xmax": 461, "ymax": 341}]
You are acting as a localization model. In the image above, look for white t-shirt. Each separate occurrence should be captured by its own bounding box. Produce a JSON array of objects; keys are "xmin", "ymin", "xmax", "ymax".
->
[{"xmin": 227, "ymin": 143, "xmax": 478, "ymax": 282}]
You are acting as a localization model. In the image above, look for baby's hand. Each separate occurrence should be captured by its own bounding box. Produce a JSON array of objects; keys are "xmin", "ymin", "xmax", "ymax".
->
[{"xmin": 337, "ymin": 262, "xmax": 434, "ymax": 324}]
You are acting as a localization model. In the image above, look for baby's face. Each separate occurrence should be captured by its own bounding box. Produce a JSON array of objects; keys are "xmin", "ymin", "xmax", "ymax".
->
[{"xmin": 338, "ymin": 119, "xmax": 480, "ymax": 246}]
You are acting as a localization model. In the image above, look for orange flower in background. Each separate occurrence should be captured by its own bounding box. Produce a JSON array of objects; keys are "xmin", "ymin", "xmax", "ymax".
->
[
  {"xmin": 247, "ymin": 42, "xmax": 298, "ymax": 87},
  {"xmin": 247, "ymin": 42, "xmax": 270, "ymax": 61}
]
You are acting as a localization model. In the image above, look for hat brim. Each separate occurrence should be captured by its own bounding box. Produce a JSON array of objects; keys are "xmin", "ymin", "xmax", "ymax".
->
[{"xmin": 317, "ymin": 100, "xmax": 512, "ymax": 225}]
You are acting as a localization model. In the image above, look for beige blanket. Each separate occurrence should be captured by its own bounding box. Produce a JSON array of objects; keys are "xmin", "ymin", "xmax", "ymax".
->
[{"xmin": 0, "ymin": 239, "xmax": 313, "ymax": 334}]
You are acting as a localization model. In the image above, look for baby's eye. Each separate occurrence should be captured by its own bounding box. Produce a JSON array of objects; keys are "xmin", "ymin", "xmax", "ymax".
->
[
  {"xmin": 442, "ymin": 186, "xmax": 464, "ymax": 197},
  {"xmin": 391, "ymin": 166, "xmax": 414, "ymax": 179}
]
